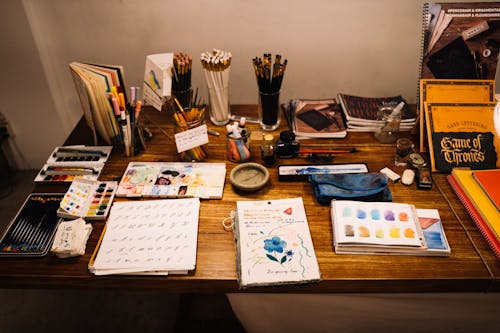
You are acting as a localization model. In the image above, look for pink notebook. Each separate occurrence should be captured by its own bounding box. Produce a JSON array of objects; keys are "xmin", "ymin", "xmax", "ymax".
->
[{"xmin": 472, "ymin": 169, "xmax": 500, "ymax": 211}]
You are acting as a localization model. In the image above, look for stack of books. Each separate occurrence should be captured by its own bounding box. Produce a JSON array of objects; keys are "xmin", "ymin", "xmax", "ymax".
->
[
  {"xmin": 447, "ymin": 168, "xmax": 500, "ymax": 260},
  {"xmin": 337, "ymin": 93, "xmax": 417, "ymax": 132}
]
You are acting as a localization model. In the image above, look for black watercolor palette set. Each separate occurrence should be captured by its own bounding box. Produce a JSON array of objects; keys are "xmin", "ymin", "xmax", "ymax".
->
[
  {"xmin": 34, "ymin": 145, "xmax": 112, "ymax": 184},
  {"xmin": 0, "ymin": 193, "xmax": 64, "ymax": 257},
  {"xmin": 57, "ymin": 178, "xmax": 117, "ymax": 221}
]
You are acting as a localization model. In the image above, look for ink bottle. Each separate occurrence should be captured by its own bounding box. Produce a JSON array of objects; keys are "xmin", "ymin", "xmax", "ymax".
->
[
  {"xmin": 261, "ymin": 134, "xmax": 276, "ymax": 166},
  {"xmin": 276, "ymin": 130, "xmax": 300, "ymax": 159}
]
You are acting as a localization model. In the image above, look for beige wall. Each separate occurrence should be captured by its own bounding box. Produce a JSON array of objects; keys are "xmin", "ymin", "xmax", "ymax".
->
[{"xmin": 0, "ymin": 0, "xmax": 498, "ymax": 169}]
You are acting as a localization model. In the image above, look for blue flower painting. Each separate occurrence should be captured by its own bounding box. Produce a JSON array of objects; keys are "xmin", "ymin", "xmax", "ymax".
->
[{"xmin": 264, "ymin": 236, "xmax": 293, "ymax": 264}]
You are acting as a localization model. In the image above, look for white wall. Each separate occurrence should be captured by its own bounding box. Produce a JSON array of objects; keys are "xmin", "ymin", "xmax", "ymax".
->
[{"xmin": 0, "ymin": 0, "xmax": 497, "ymax": 169}]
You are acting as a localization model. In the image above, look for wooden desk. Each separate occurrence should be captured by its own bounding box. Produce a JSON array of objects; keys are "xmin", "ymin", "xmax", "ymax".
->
[{"xmin": 1, "ymin": 105, "xmax": 499, "ymax": 292}]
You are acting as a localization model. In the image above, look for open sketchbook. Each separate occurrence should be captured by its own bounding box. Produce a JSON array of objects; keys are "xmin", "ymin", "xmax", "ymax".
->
[{"xmin": 233, "ymin": 197, "xmax": 321, "ymax": 288}]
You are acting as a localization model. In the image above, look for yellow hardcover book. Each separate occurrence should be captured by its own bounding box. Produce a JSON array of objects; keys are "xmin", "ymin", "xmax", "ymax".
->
[
  {"xmin": 424, "ymin": 102, "xmax": 499, "ymax": 172},
  {"xmin": 419, "ymin": 79, "xmax": 495, "ymax": 152},
  {"xmin": 452, "ymin": 168, "xmax": 500, "ymax": 241}
]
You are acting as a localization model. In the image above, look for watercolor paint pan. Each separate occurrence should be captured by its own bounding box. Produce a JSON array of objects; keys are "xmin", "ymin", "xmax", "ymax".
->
[
  {"xmin": 34, "ymin": 164, "xmax": 103, "ymax": 184},
  {"xmin": 0, "ymin": 193, "xmax": 64, "ymax": 257},
  {"xmin": 47, "ymin": 145, "xmax": 112, "ymax": 165},
  {"xmin": 57, "ymin": 178, "xmax": 117, "ymax": 221}
]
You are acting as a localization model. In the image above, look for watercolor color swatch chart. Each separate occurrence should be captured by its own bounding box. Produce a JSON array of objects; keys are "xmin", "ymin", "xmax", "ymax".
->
[
  {"xmin": 331, "ymin": 200, "xmax": 427, "ymax": 255},
  {"xmin": 233, "ymin": 197, "xmax": 321, "ymax": 288},
  {"xmin": 89, "ymin": 198, "xmax": 200, "ymax": 276}
]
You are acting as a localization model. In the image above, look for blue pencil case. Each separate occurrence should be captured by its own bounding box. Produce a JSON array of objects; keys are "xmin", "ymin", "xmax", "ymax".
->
[{"xmin": 309, "ymin": 172, "xmax": 392, "ymax": 205}]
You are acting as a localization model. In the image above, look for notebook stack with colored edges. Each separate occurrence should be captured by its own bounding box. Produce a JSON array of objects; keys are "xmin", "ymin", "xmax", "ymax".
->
[{"xmin": 447, "ymin": 168, "xmax": 500, "ymax": 260}]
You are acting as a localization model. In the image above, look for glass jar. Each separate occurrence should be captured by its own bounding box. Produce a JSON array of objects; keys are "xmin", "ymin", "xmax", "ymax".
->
[
  {"xmin": 261, "ymin": 134, "xmax": 276, "ymax": 166},
  {"xmin": 374, "ymin": 105, "xmax": 401, "ymax": 143}
]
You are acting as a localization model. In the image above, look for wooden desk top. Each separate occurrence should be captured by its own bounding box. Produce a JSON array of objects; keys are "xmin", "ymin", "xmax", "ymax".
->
[{"xmin": 1, "ymin": 105, "xmax": 499, "ymax": 293}]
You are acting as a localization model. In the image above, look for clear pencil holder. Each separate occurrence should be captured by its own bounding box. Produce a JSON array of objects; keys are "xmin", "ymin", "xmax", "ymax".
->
[
  {"xmin": 208, "ymin": 86, "xmax": 231, "ymax": 126},
  {"xmin": 172, "ymin": 87, "xmax": 193, "ymax": 110},
  {"xmin": 227, "ymin": 134, "xmax": 251, "ymax": 163},
  {"xmin": 258, "ymin": 90, "xmax": 281, "ymax": 131}
]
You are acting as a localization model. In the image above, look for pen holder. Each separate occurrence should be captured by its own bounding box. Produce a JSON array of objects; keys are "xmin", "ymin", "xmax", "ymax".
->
[
  {"xmin": 174, "ymin": 119, "xmax": 208, "ymax": 162},
  {"xmin": 208, "ymin": 86, "xmax": 231, "ymax": 126},
  {"xmin": 227, "ymin": 133, "xmax": 251, "ymax": 163},
  {"xmin": 172, "ymin": 87, "xmax": 193, "ymax": 110},
  {"xmin": 258, "ymin": 90, "xmax": 281, "ymax": 131}
]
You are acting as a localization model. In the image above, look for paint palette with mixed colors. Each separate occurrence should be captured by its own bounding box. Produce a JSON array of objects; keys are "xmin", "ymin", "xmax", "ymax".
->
[{"xmin": 57, "ymin": 178, "xmax": 117, "ymax": 221}]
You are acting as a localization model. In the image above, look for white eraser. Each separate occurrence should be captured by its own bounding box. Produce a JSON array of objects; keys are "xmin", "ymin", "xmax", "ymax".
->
[
  {"xmin": 380, "ymin": 167, "xmax": 400, "ymax": 183},
  {"xmin": 401, "ymin": 169, "xmax": 415, "ymax": 186}
]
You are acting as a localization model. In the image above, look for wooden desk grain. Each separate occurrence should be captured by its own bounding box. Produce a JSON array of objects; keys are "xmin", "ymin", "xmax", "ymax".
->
[{"xmin": 1, "ymin": 105, "xmax": 498, "ymax": 292}]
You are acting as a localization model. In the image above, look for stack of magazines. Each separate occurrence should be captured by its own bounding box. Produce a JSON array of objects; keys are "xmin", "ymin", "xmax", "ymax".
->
[
  {"xmin": 282, "ymin": 98, "xmax": 347, "ymax": 138},
  {"xmin": 337, "ymin": 93, "xmax": 417, "ymax": 132}
]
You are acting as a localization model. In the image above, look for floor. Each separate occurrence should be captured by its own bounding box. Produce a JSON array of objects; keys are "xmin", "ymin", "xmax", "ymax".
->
[{"xmin": 0, "ymin": 170, "xmax": 246, "ymax": 333}]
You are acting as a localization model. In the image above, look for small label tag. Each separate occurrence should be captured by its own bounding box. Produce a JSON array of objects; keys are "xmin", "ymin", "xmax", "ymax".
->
[{"xmin": 175, "ymin": 124, "xmax": 209, "ymax": 153}]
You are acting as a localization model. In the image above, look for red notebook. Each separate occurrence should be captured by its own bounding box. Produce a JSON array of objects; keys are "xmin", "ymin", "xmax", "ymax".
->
[
  {"xmin": 447, "ymin": 174, "xmax": 500, "ymax": 260},
  {"xmin": 472, "ymin": 169, "xmax": 500, "ymax": 211}
]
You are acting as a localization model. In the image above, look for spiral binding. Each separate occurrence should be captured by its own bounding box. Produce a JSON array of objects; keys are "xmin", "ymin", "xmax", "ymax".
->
[{"xmin": 416, "ymin": 2, "xmax": 430, "ymax": 113}]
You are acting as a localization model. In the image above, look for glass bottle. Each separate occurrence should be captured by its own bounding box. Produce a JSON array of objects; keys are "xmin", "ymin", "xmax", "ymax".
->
[
  {"xmin": 374, "ymin": 102, "xmax": 404, "ymax": 143},
  {"xmin": 261, "ymin": 134, "xmax": 276, "ymax": 166}
]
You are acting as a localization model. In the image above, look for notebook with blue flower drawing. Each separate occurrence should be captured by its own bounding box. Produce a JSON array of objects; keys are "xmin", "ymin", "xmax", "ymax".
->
[{"xmin": 233, "ymin": 197, "xmax": 321, "ymax": 288}]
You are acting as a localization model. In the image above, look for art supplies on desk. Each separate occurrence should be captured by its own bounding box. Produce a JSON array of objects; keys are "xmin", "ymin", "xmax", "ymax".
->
[
  {"xmin": 89, "ymin": 198, "xmax": 200, "ymax": 276},
  {"xmin": 330, "ymin": 200, "xmax": 428, "ymax": 255},
  {"xmin": 115, "ymin": 162, "xmax": 226, "ymax": 199},
  {"xmin": 282, "ymin": 98, "xmax": 347, "ymax": 138},
  {"xmin": 34, "ymin": 145, "xmax": 111, "ymax": 184},
  {"xmin": 0, "ymin": 193, "xmax": 64, "ymax": 257},
  {"xmin": 57, "ymin": 178, "xmax": 117, "ymax": 220},
  {"xmin": 233, "ymin": 197, "xmax": 321, "ymax": 288}
]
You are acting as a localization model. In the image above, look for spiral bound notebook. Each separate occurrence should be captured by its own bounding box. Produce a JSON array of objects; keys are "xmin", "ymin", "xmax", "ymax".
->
[{"xmin": 417, "ymin": 2, "xmax": 500, "ymax": 151}]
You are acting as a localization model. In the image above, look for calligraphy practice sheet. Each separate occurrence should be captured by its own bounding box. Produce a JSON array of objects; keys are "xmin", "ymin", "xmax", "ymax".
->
[{"xmin": 91, "ymin": 198, "xmax": 199, "ymax": 275}]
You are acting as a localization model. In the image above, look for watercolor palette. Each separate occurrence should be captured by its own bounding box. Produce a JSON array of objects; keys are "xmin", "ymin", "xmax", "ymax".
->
[
  {"xmin": 0, "ymin": 193, "xmax": 64, "ymax": 257},
  {"xmin": 34, "ymin": 145, "xmax": 112, "ymax": 184},
  {"xmin": 116, "ymin": 162, "xmax": 226, "ymax": 199},
  {"xmin": 57, "ymin": 178, "xmax": 117, "ymax": 220}
]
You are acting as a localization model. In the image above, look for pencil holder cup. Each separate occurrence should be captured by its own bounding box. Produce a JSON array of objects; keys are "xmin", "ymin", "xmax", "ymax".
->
[
  {"xmin": 227, "ymin": 133, "xmax": 251, "ymax": 163},
  {"xmin": 208, "ymin": 86, "xmax": 231, "ymax": 126},
  {"xmin": 258, "ymin": 90, "xmax": 281, "ymax": 131},
  {"xmin": 172, "ymin": 87, "xmax": 193, "ymax": 110},
  {"xmin": 174, "ymin": 119, "xmax": 208, "ymax": 162}
]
